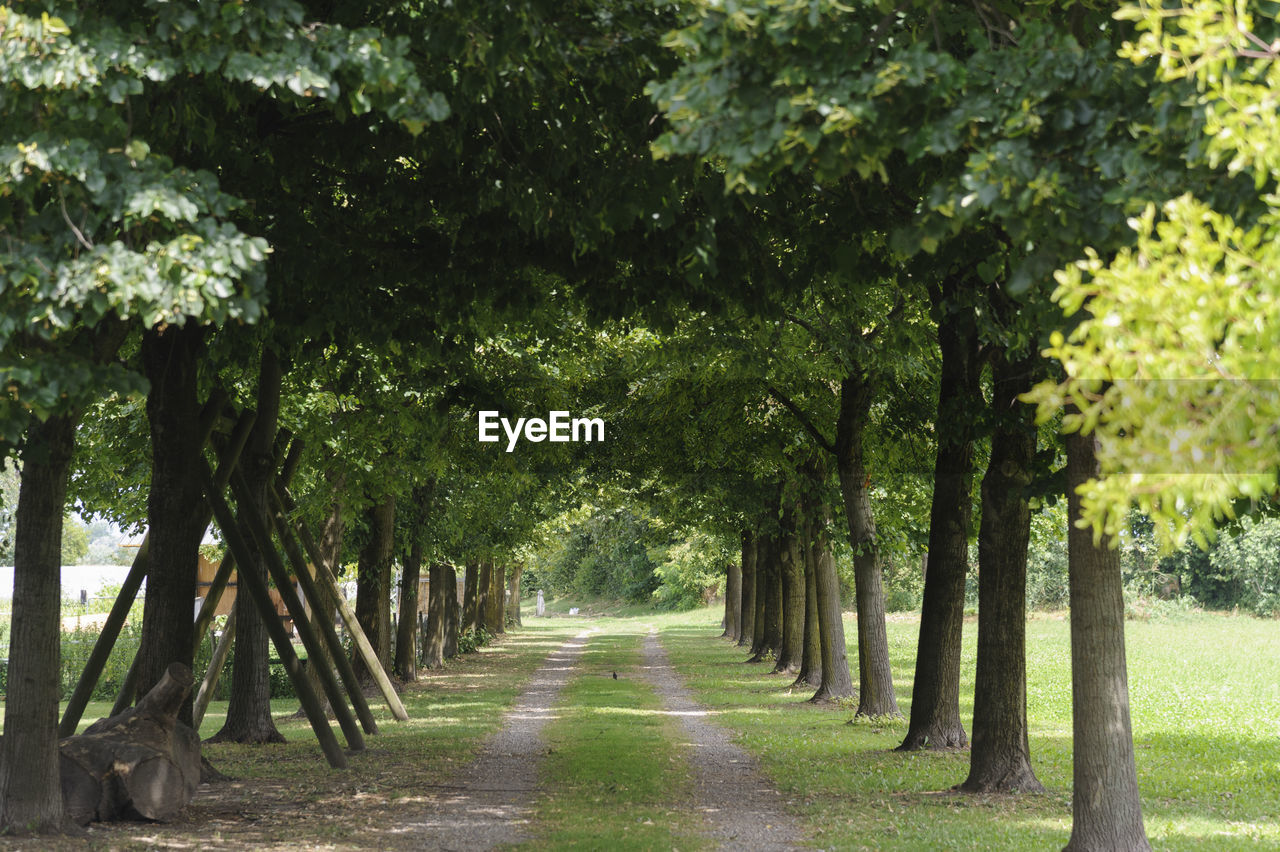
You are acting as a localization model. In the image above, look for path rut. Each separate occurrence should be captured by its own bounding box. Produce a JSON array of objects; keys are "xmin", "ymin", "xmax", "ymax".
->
[
  {"xmin": 639, "ymin": 631, "xmax": 807, "ymax": 850},
  {"xmin": 389, "ymin": 630, "xmax": 590, "ymax": 851}
]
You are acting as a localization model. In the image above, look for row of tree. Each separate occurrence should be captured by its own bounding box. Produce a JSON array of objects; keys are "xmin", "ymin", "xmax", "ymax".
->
[{"xmin": 3, "ymin": 2, "xmax": 1276, "ymax": 850}]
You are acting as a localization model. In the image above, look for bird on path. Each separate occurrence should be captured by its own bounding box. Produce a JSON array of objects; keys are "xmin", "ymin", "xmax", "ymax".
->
[{"xmin": 612, "ymin": 672, "xmax": 617, "ymax": 679}]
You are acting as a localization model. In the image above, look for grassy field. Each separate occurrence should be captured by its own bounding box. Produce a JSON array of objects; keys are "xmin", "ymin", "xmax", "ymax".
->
[{"xmin": 656, "ymin": 607, "xmax": 1280, "ymax": 850}]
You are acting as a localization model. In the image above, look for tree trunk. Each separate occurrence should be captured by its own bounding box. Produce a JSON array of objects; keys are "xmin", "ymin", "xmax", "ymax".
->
[
  {"xmin": 1063, "ymin": 429, "xmax": 1150, "ymax": 851},
  {"xmin": 724, "ymin": 535, "xmax": 744, "ymax": 641},
  {"xmin": 475, "ymin": 560, "xmax": 492, "ymax": 634},
  {"xmin": 751, "ymin": 530, "xmax": 784, "ymax": 662},
  {"xmin": 793, "ymin": 512, "xmax": 823, "ymax": 688},
  {"xmin": 462, "ymin": 561, "xmax": 479, "ymax": 633},
  {"xmin": 835, "ymin": 372, "xmax": 901, "ymax": 717},
  {"xmin": 353, "ymin": 494, "xmax": 395, "ymax": 682},
  {"xmin": 394, "ymin": 539, "xmax": 423, "ymax": 682},
  {"xmin": 486, "ymin": 562, "xmax": 505, "ymax": 634},
  {"xmin": 210, "ymin": 350, "xmax": 284, "ymax": 745},
  {"xmin": 900, "ymin": 296, "xmax": 979, "ymax": 751},
  {"xmin": 773, "ymin": 524, "xmax": 804, "ymax": 674},
  {"xmin": 809, "ymin": 499, "xmax": 855, "ymax": 703},
  {"xmin": 737, "ymin": 533, "xmax": 757, "ymax": 647},
  {"xmin": 136, "ymin": 324, "xmax": 207, "ymax": 727},
  {"xmin": 422, "ymin": 563, "xmax": 448, "ymax": 669},
  {"xmin": 60, "ymin": 663, "xmax": 201, "ymax": 825},
  {"xmin": 747, "ymin": 533, "xmax": 772, "ymax": 661},
  {"xmin": 507, "ymin": 564, "xmax": 523, "ymax": 628},
  {"xmin": 961, "ymin": 354, "xmax": 1044, "ymax": 793},
  {"xmin": 443, "ymin": 564, "xmax": 460, "ymax": 659},
  {"xmin": 0, "ymin": 413, "xmax": 77, "ymax": 832}
]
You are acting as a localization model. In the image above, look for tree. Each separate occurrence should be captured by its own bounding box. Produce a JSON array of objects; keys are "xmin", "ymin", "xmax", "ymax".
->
[
  {"xmin": 1063, "ymin": 428, "xmax": 1149, "ymax": 851},
  {"xmin": 1034, "ymin": 2, "xmax": 1280, "ymax": 548},
  {"xmin": 960, "ymin": 352, "xmax": 1045, "ymax": 793},
  {"xmin": 208, "ymin": 350, "xmax": 286, "ymax": 745},
  {"xmin": 0, "ymin": 5, "xmax": 274, "ymax": 828}
]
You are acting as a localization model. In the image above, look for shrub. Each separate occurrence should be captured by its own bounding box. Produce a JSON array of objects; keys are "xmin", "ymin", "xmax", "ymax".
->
[{"xmin": 1209, "ymin": 516, "xmax": 1280, "ymax": 617}]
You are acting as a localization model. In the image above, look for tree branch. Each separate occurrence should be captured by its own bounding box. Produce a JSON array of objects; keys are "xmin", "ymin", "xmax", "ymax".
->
[
  {"xmin": 862, "ymin": 291, "xmax": 906, "ymax": 344},
  {"xmin": 767, "ymin": 384, "xmax": 836, "ymax": 456},
  {"xmin": 786, "ymin": 312, "xmax": 853, "ymax": 374}
]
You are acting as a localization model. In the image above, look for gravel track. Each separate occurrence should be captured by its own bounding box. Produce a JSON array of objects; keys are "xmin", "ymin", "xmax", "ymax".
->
[
  {"xmin": 640, "ymin": 630, "xmax": 808, "ymax": 850},
  {"xmin": 388, "ymin": 630, "xmax": 590, "ymax": 851}
]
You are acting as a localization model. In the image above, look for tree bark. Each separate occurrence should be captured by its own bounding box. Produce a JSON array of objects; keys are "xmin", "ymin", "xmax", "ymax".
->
[
  {"xmin": 462, "ymin": 561, "xmax": 479, "ymax": 633},
  {"xmin": 422, "ymin": 563, "xmax": 448, "ymax": 669},
  {"xmin": 486, "ymin": 562, "xmax": 505, "ymax": 634},
  {"xmin": 793, "ymin": 511, "xmax": 823, "ymax": 689},
  {"xmin": 774, "ymin": 522, "xmax": 804, "ymax": 674},
  {"xmin": 353, "ymin": 494, "xmax": 395, "ymax": 682},
  {"xmin": 737, "ymin": 533, "xmax": 757, "ymax": 647},
  {"xmin": 900, "ymin": 293, "xmax": 979, "ymax": 751},
  {"xmin": 475, "ymin": 560, "xmax": 492, "ymax": 634},
  {"xmin": 835, "ymin": 372, "xmax": 900, "ymax": 717},
  {"xmin": 0, "ymin": 413, "xmax": 77, "ymax": 832},
  {"xmin": 210, "ymin": 349, "xmax": 284, "ymax": 745},
  {"xmin": 507, "ymin": 564, "xmax": 523, "ymax": 628},
  {"xmin": 961, "ymin": 354, "xmax": 1044, "ymax": 793},
  {"xmin": 136, "ymin": 323, "xmax": 207, "ymax": 727},
  {"xmin": 809, "ymin": 498, "xmax": 855, "ymax": 703},
  {"xmin": 394, "ymin": 538, "xmax": 423, "ymax": 682},
  {"xmin": 724, "ymin": 535, "xmax": 744, "ymax": 641},
  {"xmin": 747, "ymin": 533, "xmax": 772, "ymax": 661},
  {"xmin": 443, "ymin": 564, "xmax": 460, "ymax": 659},
  {"xmin": 1063, "ymin": 429, "xmax": 1150, "ymax": 851},
  {"xmin": 753, "ymin": 532, "xmax": 784, "ymax": 662}
]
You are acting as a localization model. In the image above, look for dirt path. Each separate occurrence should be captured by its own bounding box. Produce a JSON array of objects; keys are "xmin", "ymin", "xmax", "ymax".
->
[
  {"xmin": 388, "ymin": 630, "xmax": 591, "ymax": 851},
  {"xmin": 640, "ymin": 630, "xmax": 807, "ymax": 850}
]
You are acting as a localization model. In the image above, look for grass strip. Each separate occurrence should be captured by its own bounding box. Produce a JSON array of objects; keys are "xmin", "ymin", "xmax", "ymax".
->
[{"xmin": 525, "ymin": 625, "xmax": 707, "ymax": 851}]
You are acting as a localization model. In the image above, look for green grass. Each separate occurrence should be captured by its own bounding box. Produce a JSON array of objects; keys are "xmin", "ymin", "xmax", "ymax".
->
[
  {"xmin": 526, "ymin": 624, "xmax": 707, "ymax": 850},
  {"xmin": 658, "ymin": 608, "xmax": 1280, "ymax": 850}
]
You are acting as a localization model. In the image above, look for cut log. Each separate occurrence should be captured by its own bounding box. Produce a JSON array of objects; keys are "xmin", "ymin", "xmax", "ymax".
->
[{"xmin": 58, "ymin": 662, "xmax": 201, "ymax": 825}]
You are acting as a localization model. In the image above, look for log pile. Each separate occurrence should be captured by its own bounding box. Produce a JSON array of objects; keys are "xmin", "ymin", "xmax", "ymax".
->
[{"xmin": 59, "ymin": 662, "xmax": 202, "ymax": 825}]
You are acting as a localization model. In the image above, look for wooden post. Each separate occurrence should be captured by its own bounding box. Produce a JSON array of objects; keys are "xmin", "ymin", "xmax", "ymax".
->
[
  {"xmin": 265, "ymin": 485, "xmax": 379, "ymax": 735},
  {"xmin": 274, "ymin": 484, "xmax": 409, "ymax": 721},
  {"xmin": 190, "ymin": 414, "xmax": 289, "ymax": 647},
  {"xmin": 228, "ymin": 469, "xmax": 365, "ymax": 753},
  {"xmin": 58, "ymin": 537, "xmax": 150, "ymax": 737},
  {"xmin": 197, "ymin": 461, "xmax": 348, "ymax": 769},
  {"xmin": 192, "ymin": 607, "xmax": 236, "ymax": 732}
]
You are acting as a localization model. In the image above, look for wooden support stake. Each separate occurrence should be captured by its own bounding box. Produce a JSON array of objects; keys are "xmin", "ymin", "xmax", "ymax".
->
[
  {"xmin": 59, "ymin": 538, "xmax": 150, "ymax": 737},
  {"xmin": 274, "ymin": 484, "xmax": 409, "ymax": 722},
  {"xmin": 192, "ymin": 606, "xmax": 235, "ymax": 732},
  {"xmin": 227, "ymin": 468, "xmax": 366, "ymax": 752},
  {"xmin": 190, "ymin": 410, "xmax": 259, "ymax": 644},
  {"xmin": 197, "ymin": 461, "xmax": 348, "ymax": 769},
  {"xmin": 266, "ymin": 487, "xmax": 379, "ymax": 736}
]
